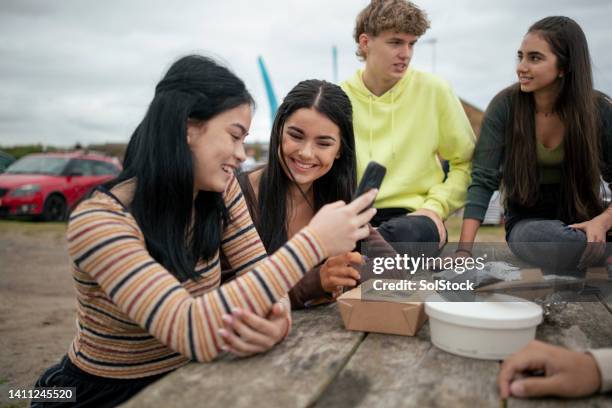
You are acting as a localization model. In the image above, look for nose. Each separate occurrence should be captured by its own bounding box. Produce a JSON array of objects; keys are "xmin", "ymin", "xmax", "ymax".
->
[
  {"xmin": 516, "ymin": 58, "xmax": 528, "ymax": 73},
  {"xmin": 235, "ymin": 143, "xmax": 246, "ymax": 163},
  {"xmin": 298, "ymin": 143, "xmax": 314, "ymax": 160},
  {"xmin": 399, "ymin": 44, "xmax": 411, "ymax": 60}
]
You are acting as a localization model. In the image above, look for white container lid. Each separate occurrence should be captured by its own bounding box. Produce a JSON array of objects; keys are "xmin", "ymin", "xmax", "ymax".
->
[{"xmin": 425, "ymin": 294, "xmax": 543, "ymax": 329}]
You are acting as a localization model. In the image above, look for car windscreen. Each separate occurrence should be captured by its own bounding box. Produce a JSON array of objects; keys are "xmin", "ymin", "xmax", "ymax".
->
[{"xmin": 5, "ymin": 156, "xmax": 71, "ymax": 175}]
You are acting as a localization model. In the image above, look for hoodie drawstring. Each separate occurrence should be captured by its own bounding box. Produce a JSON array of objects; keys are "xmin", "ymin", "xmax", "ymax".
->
[
  {"xmin": 390, "ymin": 90, "xmax": 396, "ymax": 159},
  {"xmin": 368, "ymin": 94, "xmax": 373, "ymax": 159}
]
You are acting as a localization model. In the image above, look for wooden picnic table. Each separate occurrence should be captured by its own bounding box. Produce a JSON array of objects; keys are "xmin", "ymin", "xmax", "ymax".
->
[{"xmin": 121, "ymin": 295, "xmax": 612, "ymax": 407}]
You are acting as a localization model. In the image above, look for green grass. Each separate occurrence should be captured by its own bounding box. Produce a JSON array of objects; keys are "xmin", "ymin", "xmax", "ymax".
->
[
  {"xmin": 0, "ymin": 215, "xmax": 507, "ymax": 242},
  {"xmin": 446, "ymin": 213, "xmax": 505, "ymax": 242},
  {"xmin": 1, "ymin": 402, "xmax": 29, "ymax": 408},
  {"xmin": 0, "ymin": 219, "xmax": 66, "ymax": 234}
]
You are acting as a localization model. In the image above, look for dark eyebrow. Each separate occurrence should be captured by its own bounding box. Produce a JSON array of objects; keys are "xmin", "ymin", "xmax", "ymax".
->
[
  {"xmin": 288, "ymin": 125, "xmax": 337, "ymax": 141},
  {"xmin": 317, "ymin": 135, "xmax": 338, "ymax": 142},
  {"xmin": 230, "ymin": 123, "xmax": 248, "ymax": 136},
  {"xmin": 527, "ymin": 51, "xmax": 545, "ymax": 58}
]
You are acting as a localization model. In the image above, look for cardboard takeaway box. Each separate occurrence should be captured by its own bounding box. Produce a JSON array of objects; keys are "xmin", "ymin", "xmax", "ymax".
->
[{"xmin": 337, "ymin": 280, "xmax": 427, "ymax": 336}]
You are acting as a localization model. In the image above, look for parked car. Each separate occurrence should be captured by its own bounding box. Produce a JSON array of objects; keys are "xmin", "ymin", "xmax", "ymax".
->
[
  {"xmin": 0, "ymin": 151, "xmax": 121, "ymax": 221},
  {"xmin": 0, "ymin": 151, "xmax": 15, "ymax": 172}
]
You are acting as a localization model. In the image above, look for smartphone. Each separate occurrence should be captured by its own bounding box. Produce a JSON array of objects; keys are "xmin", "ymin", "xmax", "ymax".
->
[{"xmin": 353, "ymin": 161, "xmax": 386, "ymax": 208}]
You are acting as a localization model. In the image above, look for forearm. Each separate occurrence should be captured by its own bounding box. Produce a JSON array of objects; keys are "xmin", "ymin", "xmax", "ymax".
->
[
  {"xmin": 423, "ymin": 158, "xmax": 472, "ymax": 220},
  {"xmin": 458, "ymin": 218, "xmax": 482, "ymax": 253},
  {"xmin": 588, "ymin": 349, "xmax": 612, "ymax": 393},
  {"xmin": 70, "ymin": 209, "xmax": 325, "ymax": 363},
  {"xmin": 288, "ymin": 266, "xmax": 328, "ymax": 309},
  {"xmin": 594, "ymin": 204, "xmax": 612, "ymax": 231}
]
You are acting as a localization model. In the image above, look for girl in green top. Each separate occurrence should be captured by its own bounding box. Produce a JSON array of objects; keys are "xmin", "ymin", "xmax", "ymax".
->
[{"xmin": 459, "ymin": 16, "xmax": 612, "ymax": 270}]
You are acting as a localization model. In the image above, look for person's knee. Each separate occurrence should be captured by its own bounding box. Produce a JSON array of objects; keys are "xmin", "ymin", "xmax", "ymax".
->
[
  {"xmin": 377, "ymin": 215, "xmax": 442, "ymax": 256},
  {"xmin": 508, "ymin": 219, "xmax": 586, "ymax": 243},
  {"xmin": 377, "ymin": 215, "xmax": 439, "ymax": 243}
]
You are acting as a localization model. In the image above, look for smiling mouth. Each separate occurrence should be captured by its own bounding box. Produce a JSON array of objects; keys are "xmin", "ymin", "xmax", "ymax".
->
[
  {"xmin": 393, "ymin": 63, "xmax": 407, "ymax": 70},
  {"xmin": 221, "ymin": 164, "xmax": 235, "ymax": 174},
  {"xmin": 290, "ymin": 157, "xmax": 317, "ymax": 171}
]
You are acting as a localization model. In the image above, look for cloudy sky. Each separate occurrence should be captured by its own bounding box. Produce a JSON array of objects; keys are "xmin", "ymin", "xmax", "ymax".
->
[{"xmin": 1, "ymin": 0, "xmax": 611, "ymax": 147}]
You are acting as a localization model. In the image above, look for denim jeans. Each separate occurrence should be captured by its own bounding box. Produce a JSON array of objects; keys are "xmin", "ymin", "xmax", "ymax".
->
[{"xmin": 506, "ymin": 218, "xmax": 588, "ymax": 274}]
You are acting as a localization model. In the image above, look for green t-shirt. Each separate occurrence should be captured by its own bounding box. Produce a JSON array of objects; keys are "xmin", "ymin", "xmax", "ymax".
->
[
  {"xmin": 537, "ymin": 140, "xmax": 563, "ymax": 184},
  {"xmin": 464, "ymin": 88, "xmax": 612, "ymax": 221}
]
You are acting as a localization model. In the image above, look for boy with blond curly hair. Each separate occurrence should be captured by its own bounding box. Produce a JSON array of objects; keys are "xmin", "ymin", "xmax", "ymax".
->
[{"xmin": 341, "ymin": 0, "xmax": 475, "ymax": 251}]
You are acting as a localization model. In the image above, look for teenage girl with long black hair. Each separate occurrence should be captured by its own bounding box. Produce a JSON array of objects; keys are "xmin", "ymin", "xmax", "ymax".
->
[{"xmin": 32, "ymin": 55, "xmax": 377, "ymax": 407}]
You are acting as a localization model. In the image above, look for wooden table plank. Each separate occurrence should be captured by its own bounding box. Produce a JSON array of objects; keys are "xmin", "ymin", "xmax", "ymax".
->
[
  {"xmin": 509, "ymin": 299, "xmax": 612, "ymax": 408},
  {"xmin": 315, "ymin": 323, "xmax": 500, "ymax": 407},
  {"xmin": 121, "ymin": 296, "xmax": 612, "ymax": 408},
  {"xmin": 120, "ymin": 304, "xmax": 364, "ymax": 408},
  {"xmin": 599, "ymin": 292, "xmax": 612, "ymax": 315}
]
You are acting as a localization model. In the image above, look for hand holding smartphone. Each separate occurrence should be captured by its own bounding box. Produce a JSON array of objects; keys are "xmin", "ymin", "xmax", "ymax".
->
[{"xmin": 353, "ymin": 161, "xmax": 386, "ymax": 211}]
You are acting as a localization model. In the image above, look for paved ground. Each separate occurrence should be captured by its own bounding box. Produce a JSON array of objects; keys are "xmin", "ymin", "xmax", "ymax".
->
[{"xmin": 0, "ymin": 220, "xmax": 74, "ymax": 408}]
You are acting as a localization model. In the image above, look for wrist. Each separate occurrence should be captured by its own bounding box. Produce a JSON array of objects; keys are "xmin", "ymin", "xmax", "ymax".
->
[
  {"xmin": 455, "ymin": 248, "xmax": 473, "ymax": 257},
  {"xmin": 598, "ymin": 211, "xmax": 612, "ymax": 231},
  {"xmin": 583, "ymin": 352, "xmax": 603, "ymax": 394},
  {"xmin": 279, "ymin": 313, "xmax": 291, "ymax": 342}
]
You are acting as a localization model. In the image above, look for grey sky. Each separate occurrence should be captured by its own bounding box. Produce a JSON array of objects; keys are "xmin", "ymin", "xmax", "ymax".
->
[{"xmin": 1, "ymin": 0, "xmax": 611, "ymax": 146}]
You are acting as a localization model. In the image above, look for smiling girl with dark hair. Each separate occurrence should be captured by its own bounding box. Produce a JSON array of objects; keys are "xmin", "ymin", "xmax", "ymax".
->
[
  {"xmin": 31, "ymin": 56, "xmax": 377, "ymax": 407},
  {"xmin": 237, "ymin": 79, "xmax": 400, "ymax": 307},
  {"xmin": 458, "ymin": 16, "xmax": 612, "ymax": 270}
]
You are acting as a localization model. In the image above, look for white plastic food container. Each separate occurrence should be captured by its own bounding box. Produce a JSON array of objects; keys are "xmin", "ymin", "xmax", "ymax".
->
[{"xmin": 425, "ymin": 294, "xmax": 543, "ymax": 360}]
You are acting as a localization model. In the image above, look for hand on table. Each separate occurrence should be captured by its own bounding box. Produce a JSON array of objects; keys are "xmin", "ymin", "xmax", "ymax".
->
[
  {"xmin": 570, "ymin": 216, "xmax": 608, "ymax": 267},
  {"xmin": 498, "ymin": 340, "xmax": 601, "ymax": 398},
  {"xmin": 219, "ymin": 301, "xmax": 290, "ymax": 357}
]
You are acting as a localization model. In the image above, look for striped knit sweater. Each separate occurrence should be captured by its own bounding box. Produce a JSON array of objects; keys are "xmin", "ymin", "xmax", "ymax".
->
[{"xmin": 65, "ymin": 175, "xmax": 326, "ymax": 379}]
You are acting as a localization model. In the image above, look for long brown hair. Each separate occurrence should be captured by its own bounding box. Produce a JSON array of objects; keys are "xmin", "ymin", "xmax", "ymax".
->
[{"xmin": 504, "ymin": 16, "xmax": 602, "ymax": 223}]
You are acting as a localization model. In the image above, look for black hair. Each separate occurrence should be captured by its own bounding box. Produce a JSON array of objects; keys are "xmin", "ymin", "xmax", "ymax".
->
[
  {"xmin": 257, "ymin": 79, "xmax": 357, "ymax": 253},
  {"xmin": 112, "ymin": 55, "xmax": 254, "ymax": 281}
]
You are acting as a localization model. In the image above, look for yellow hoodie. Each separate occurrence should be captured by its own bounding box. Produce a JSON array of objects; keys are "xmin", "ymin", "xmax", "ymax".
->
[{"xmin": 341, "ymin": 69, "xmax": 475, "ymax": 220}]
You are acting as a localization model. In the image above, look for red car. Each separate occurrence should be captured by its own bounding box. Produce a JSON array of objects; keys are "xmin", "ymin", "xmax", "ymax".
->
[{"xmin": 0, "ymin": 151, "xmax": 122, "ymax": 221}]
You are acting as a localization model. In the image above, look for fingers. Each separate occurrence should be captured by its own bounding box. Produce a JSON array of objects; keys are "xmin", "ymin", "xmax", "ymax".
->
[
  {"xmin": 346, "ymin": 189, "xmax": 378, "ymax": 214},
  {"xmin": 498, "ymin": 341, "xmax": 548, "ymax": 399},
  {"xmin": 354, "ymin": 207, "xmax": 377, "ymax": 227},
  {"xmin": 510, "ymin": 376, "xmax": 564, "ymax": 398},
  {"xmin": 219, "ymin": 326, "xmax": 265, "ymax": 356},
  {"xmin": 328, "ymin": 276, "xmax": 359, "ymax": 287},
  {"xmin": 345, "ymin": 252, "xmax": 364, "ymax": 265},
  {"xmin": 325, "ymin": 200, "xmax": 346, "ymax": 210},
  {"xmin": 453, "ymin": 250, "xmax": 472, "ymax": 259},
  {"xmin": 327, "ymin": 252, "xmax": 363, "ymax": 267},
  {"xmin": 322, "ymin": 265, "xmax": 361, "ymax": 290},
  {"xmin": 333, "ymin": 266, "xmax": 360, "ymax": 281},
  {"xmin": 498, "ymin": 357, "xmax": 532, "ymax": 398},
  {"xmin": 270, "ymin": 302, "xmax": 286, "ymax": 318},
  {"xmin": 232, "ymin": 308, "xmax": 279, "ymax": 339},
  {"xmin": 355, "ymin": 224, "xmax": 371, "ymax": 241},
  {"xmin": 221, "ymin": 313, "xmax": 274, "ymax": 351}
]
